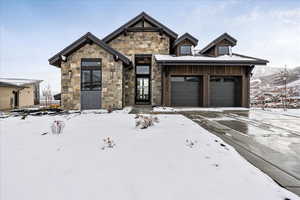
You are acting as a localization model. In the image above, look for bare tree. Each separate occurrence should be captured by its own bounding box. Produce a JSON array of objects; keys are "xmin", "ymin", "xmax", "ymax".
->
[{"xmin": 42, "ymin": 84, "xmax": 53, "ymax": 107}]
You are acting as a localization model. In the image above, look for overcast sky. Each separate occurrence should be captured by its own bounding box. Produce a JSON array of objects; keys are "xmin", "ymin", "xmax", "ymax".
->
[{"xmin": 1, "ymin": 0, "xmax": 300, "ymax": 92}]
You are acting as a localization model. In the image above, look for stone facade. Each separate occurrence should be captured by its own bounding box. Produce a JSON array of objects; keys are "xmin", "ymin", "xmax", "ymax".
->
[
  {"xmin": 61, "ymin": 43, "xmax": 123, "ymax": 110},
  {"xmin": 108, "ymin": 32, "xmax": 170, "ymax": 106}
]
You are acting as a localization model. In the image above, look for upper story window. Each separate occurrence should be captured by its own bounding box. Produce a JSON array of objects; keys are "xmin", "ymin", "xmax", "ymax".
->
[
  {"xmin": 180, "ymin": 45, "xmax": 192, "ymax": 55},
  {"xmin": 218, "ymin": 46, "xmax": 230, "ymax": 55}
]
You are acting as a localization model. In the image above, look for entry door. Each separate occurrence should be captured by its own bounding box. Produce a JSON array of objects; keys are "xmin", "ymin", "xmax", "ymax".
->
[
  {"xmin": 80, "ymin": 59, "xmax": 101, "ymax": 110},
  {"xmin": 13, "ymin": 91, "xmax": 19, "ymax": 108},
  {"xmin": 135, "ymin": 64, "xmax": 151, "ymax": 104},
  {"xmin": 136, "ymin": 77, "xmax": 150, "ymax": 103}
]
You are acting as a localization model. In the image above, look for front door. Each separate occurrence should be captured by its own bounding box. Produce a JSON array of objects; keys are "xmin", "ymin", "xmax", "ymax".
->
[
  {"xmin": 135, "ymin": 64, "xmax": 151, "ymax": 104},
  {"xmin": 80, "ymin": 59, "xmax": 101, "ymax": 110},
  {"xmin": 136, "ymin": 77, "xmax": 150, "ymax": 103}
]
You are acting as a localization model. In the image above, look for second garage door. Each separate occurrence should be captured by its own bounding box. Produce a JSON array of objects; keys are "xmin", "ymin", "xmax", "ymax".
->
[
  {"xmin": 210, "ymin": 76, "xmax": 241, "ymax": 107},
  {"xmin": 171, "ymin": 76, "xmax": 201, "ymax": 106}
]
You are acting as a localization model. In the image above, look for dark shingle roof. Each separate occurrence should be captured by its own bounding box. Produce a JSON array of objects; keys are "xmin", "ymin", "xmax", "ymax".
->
[
  {"xmin": 48, "ymin": 32, "xmax": 131, "ymax": 67},
  {"xmin": 199, "ymin": 33, "xmax": 237, "ymax": 54},
  {"xmin": 173, "ymin": 33, "xmax": 198, "ymax": 47},
  {"xmin": 102, "ymin": 12, "xmax": 178, "ymax": 43}
]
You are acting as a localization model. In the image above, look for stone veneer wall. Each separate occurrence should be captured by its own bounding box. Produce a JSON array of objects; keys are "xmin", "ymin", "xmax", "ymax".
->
[
  {"xmin": 108, "ymin": 32, "xmax": 170, "ymax": 106},
  {"xmin": 61, "ymin": 43, "xmax": 123, "ymax": 110}
]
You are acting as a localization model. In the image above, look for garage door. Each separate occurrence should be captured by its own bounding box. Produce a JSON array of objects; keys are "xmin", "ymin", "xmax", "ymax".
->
[
  {"xmin": 171, "ymin": 76, "xmax": 201, "ymax": 106},
  {"xmin": 210, "ymin": 76, "xmax": 240, "ymax": 107}
]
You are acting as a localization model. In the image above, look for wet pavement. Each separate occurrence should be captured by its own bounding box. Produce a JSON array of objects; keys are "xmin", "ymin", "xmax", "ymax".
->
[{"xmin": 182, "ymin": 109, "xmax": 300, "ymax": 195}]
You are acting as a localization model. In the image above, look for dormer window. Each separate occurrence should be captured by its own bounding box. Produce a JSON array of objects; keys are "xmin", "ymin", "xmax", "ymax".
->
[
  {"xmin": 180, "ymin": 45, "xmax": 192, "ymax": 55},
  {"xmin": 218, "ymin": 46, "xmax": 230, "ymax": 55}
]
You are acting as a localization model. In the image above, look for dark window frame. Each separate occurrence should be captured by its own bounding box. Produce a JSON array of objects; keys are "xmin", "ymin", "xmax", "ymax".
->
[
  {"xmin": 135, "ymin": 55, "xmax": 152, "ymax": 104},
  {"xmin": 80, "ymin": 58, "xmax": 102, "ymax": 91}
]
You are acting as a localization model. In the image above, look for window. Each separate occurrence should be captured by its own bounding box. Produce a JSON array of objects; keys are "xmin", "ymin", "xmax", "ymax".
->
[
  {"xmin": 136, "ymin": 65, "xmax": 150, "ymax": 75},
  {"xmin": 180, "ymin": 45, "xmax": 191, "ymax": 55},
  {"xmin": 81, "ymin": 59, "xmax": 101, "ymax": 91},
  {"xmin": 218, "ymin": 46, "xmax": 230, "ymax": 55}
]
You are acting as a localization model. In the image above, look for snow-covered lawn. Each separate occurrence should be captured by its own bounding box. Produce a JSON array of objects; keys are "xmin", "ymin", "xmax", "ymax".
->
[{"xmin": 1, "ymin": 111, "xmax": 298, "ymax": 200}]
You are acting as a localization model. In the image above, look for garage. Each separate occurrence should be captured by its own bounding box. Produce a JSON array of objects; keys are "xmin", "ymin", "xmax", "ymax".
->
[
  {"xmin": 171, "ymin": 76, "xmax": 202, "ymax": 106},
  {"xmin": 210, "ymin": 76, "xmax": 241, "ymax": 107}
]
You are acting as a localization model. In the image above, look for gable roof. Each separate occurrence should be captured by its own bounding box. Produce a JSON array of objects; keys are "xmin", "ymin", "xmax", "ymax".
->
[
  {"xmin": 48, "ymin": 32, "xmax": 131, "ymax": 67},
  {"xmin": 102, "ymin": 12, "xmax": 178, "ymax": 43},
  {"xmin": 199, "ymin": 33, "xmax": 237, "ymax": 54},
  {"xmin": 173, "ymin": 33, "xmax": 198, "ymax": 47}
]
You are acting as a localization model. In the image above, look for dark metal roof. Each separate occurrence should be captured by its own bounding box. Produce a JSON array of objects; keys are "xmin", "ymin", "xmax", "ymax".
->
[
  {"xmin": 155, "ymin": 53, "xmax": 268, "ymax": 66},
  {"xmin": 0, "ymin": 82, "xmax": 25, "ymax": 88},
  {"xmin": 173, "ymin": 33, "xmax": 198, "ymax": 47},
  {"xmin": 48, "ymin": 32, "xmax": 131, "ymax": 67},
  {"xmin": 102, "ymin": 12, "xmax": 178, "ymax": 43},
  {"xmin": 199, "ymin": 33, "xmax": 237, "ymax": 54}
]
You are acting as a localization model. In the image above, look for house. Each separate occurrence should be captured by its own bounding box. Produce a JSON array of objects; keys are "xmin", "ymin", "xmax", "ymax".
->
[
  {"xmin": 0, "ymin": 78, "xmax": 42, "ymax": 110},
  {"xmin": 49, "ymin": 12, "xmax": 268, "ymax": 110}
]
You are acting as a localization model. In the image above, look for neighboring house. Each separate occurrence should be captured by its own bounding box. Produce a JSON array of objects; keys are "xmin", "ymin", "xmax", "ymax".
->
[
  {"xmin": 0, "ymin": 78, "xmax": 42, "ymax": 110},
  {"xmin": 49, "ymin": 12, "xmax": 268, "ymax": 110}
]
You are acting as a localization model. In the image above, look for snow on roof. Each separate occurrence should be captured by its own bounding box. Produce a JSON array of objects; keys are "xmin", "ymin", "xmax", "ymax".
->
[
  {"xmin": 154, "ymin": 53, "xmax": 267, "ymax": 64},
  {"xmin": 0, "ymin": 78, "xmax": 42, "ymax": 87}
]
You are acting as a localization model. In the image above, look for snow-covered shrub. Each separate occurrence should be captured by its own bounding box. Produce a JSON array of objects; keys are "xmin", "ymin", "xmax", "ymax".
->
[
  {"xmin": 135, "ymin": 114, "xmax": 159, "ymax": 129},
  {"xmin": 101, "ymin": 137, "xmax": 116, "ymax": 150},
  {"xmin": 51, "ymin": 120, "xmax": 65, "ymax": 134},
  {"xmin": 185, "ymin": 139, "xmax": 198, "ymax": 148}
]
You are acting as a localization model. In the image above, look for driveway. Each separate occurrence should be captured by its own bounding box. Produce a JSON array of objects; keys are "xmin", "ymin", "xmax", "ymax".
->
[{"xmin": 182, "ymin": 109, "xmax": 300, "ymax": 195}]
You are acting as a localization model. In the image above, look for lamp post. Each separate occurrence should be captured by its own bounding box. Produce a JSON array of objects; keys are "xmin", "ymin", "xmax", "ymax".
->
[{"xmin": 281, "ymin": 66, "xmax": 289, "ymax": 111}]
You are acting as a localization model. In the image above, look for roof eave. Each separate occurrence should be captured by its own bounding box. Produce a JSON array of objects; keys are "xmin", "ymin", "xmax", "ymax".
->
[{"xmin": 155, "ymin": 60, "xmax": 268, "ymax": 66}]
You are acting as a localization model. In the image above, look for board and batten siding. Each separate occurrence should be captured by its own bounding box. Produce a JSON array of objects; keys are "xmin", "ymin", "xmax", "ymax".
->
[{"xmin": 161, "ymin": 65, "xmax": 251, "ymax": 107}]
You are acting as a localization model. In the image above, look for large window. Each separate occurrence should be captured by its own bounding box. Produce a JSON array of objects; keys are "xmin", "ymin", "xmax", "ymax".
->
[
  {"xmin": 180, "ymin": 45, "xmax": 191, "ymax": 55},
  {"xmin": 81, "ymin": 59, "xmax": 101, "ymax": 91},
  {"xmin": 218, "ymin": 46, "xmax": 230, "ymax": 55}
]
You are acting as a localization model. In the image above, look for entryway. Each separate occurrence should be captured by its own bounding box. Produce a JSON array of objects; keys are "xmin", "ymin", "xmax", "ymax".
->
[
  {"xmin": 80, "ymin": 58, "xmax": 101, "ymax": 110},
  {"xmin": 135, "ymin": 55, "xmax": 151, "ymax": 105}
]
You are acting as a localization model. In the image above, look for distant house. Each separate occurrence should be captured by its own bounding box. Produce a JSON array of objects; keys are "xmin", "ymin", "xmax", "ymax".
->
[
  {"xmin": 49, "ymin": 12, "xmax": 268, "ymax": 110},
  {"xmin": 0, "ymin": 78, "xmax": 43, "ymax": 110}
]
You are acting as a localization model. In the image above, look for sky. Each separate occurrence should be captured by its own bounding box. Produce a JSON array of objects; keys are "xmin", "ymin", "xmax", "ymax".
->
[{"xmin": 1, "ymin": 0, "xmax": 300, "ymax": 93}]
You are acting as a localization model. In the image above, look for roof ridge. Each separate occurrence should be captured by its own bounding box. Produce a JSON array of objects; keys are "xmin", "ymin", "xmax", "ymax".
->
[{"xmin": 102, "ymin": 12, "xmax": 178, "ymax": 43}]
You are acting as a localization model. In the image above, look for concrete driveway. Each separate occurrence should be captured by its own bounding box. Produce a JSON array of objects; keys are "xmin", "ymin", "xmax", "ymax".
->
[{"xmin": 182, "ymin": 109, "xmax": 300, "ymax": 195}]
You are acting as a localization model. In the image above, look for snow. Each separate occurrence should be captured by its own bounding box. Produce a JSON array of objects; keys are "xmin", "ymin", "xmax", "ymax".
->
[
  {"xmin": 153, "ymin": 106, "xmax": 249, "ymax": 112},
  {"xmin": 155, "ymin": 54, "xmax": 259, "ymax": 62},
  {"xmin": 0, "ymin": 78, "xmax": 42, "ymax": 86},
  {"xmin": 253, "ymin": 108, "xmax": 300, "ymax": 118},
  {"xmin": 1, "ymin": 111, "xmax": 298, "ymax": 200}
]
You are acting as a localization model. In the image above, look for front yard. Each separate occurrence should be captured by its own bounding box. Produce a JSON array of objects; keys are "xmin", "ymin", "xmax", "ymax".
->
[{"xmin": 0, "ymin": 109, "xmax": 298, "ymax": 200}]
